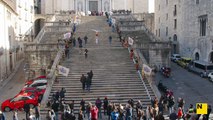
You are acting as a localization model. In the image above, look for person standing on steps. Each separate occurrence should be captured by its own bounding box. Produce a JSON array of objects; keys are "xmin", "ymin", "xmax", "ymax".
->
[
  {"xmin": 109, "ymin": 36, "xmax": 112, "ymax": 45},
  {"xmin": 84, "ymin": 35, "xmax": 88, "ymax": 46},
  {"xmin": 95, "ymin": 97, "xmax": 102, "ymax": 119},
  {"xmin": 78, "ymin": 37, "xmax": 83, "ymax": 54},
  {"xmin": 80, "ymin": 74, "xmax": 86, "ymax": 91},
  {"xmin": 80, "ymin": 99, "xmax": 86, "ymax": 118},
  {"xmin": 86, "ymin": 73, "xmax": 91, "ymax": 92},
  {"xmin": 73, "ymin": 37, "xmax": 76, "ymax": 47},
  {"xmin": 95, "ymin": 32, "xmax": 99, "ymax": 45},
  {"xmin": 103, "ymin": 97, "xmax": 109, "ymax": 115},
  {"xmin": 85, "ymin": 49, "xmax": 88, "ymax": 59},
  {"xmin": 89, "ymin": 70, "xmax": 93, "ymax": 85}
]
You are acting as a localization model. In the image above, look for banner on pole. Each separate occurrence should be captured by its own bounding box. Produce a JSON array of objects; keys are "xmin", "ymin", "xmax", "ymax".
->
[
  {"xmin": 58, "ymin": 65, "xmax": 70, "ymax": 77},
  {"xmin": 128, "ymin": 37, "xmax": 134, "ymax": 46},
  {"xmin": 142, "ymin": 64, "xmax": 152, "ymax": 75}
]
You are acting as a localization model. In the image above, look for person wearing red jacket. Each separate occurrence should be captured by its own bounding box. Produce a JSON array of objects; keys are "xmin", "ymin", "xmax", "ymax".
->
[{"xmin": 91, "ymin": 105, "xmax": 98, "ymax": 120}]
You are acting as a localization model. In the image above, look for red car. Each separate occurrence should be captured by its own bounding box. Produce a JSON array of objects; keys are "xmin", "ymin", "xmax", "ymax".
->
[
  {"xmin": 19, "ymin": 87, "xmax": 46, "ymax": 100},
  {"xmin": 25, "ymin": 76, "xmax": 47, "ymax": 85},
  {"xmin": 1, "ymin": 92, "xmax": 38, "ymax": 112}
]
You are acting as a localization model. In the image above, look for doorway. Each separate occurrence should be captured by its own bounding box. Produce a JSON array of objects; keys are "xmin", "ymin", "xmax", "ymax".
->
[{"xmin": 89, "ymin": 1, "xmax": 98, "ymax": 12}]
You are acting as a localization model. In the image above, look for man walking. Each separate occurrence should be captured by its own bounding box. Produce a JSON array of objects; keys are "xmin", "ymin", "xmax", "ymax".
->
[
  {"xmin": 85, "ymin": 49, "xmax": 88, "ymax": 59},
  {"xmin": 84, "ymin": 35, "xmax": 88, "ymax": 46},
  {"xmin": 109, "ymin": 36, "xmax": 112, "ymax": 45},
  {"xmin": 80, "ymin": 74, "xmax": 86, "ymax": 91},
  {"xmin": 86, "ymin": 73, "xmax": 91, "ymax": 92},
  {"xmin": 95, "ymin": 97, "xmax": 102, "ymax": 119}
]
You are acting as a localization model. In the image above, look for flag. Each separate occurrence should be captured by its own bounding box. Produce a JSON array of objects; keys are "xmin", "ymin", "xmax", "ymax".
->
[
  {"xmin": 128, "ymin": 37, "xmax": 134, "ymax": 45},
  {"xmin": 63, "ymin": 32, "xmax": 71, "ymax": 39},
  {"xmin": 142, "ymin": 64, "xmax": 152, "ymax": 75},
  {"xmin": 58, "ymin": 65, "xmax": 70, "ymax": 77}
]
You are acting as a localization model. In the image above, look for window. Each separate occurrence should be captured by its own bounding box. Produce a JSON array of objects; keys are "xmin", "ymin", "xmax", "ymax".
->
[
  {"xmin": 174, "ymin": 19, "xmax": 177, "ymax": 29},
  {"xmin": 7, "ymin": 11, "xmax": 11, "ymax": 20},
  {"xmin": 199, "ymin": 15, "xmax": 208, "ymax": 36},
  {"xmin": 166, "ymin": 27, "xmax": 168, "ymax": 36},
  {"xmin": 173, "ymin": 34, "xmax": 177, "ymax": 41},
  {"xmin": 174, "ymin": 5, "xmax": 177, "ymax": 16},
  {"xmin": 196, "ymin": 0, "xmax": 199, "ymax": 4},
  {"xmin": 159, "ymin": 29, "xmax": 160, "ymax": 37},
  {"xmin": 195, "ymin": 63, "xmax": 205, "ymax": 70},
  {"xmin": 166, "ymin": 13, "xmax": 168, "ymax": 20}
]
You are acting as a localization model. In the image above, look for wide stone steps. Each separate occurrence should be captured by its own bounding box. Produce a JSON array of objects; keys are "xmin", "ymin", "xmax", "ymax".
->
[{"xmin": 40, "ymin": 16, "xmax": 155, "ymax": 118}]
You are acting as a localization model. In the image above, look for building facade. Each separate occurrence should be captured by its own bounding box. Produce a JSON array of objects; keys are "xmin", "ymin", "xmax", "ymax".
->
[
  {"xmin": 0, "ymin": 0, "xmax": 18, "ymax": 81},
  {"xmin": 155, "ymin": 0, "xmax": 213, "ymax": 62},
  {"xmin": 41, "ymin": 0, "xmax": 148, "ymax": 14},
  {"xmin": 0, "ymin": 0, "xmax": 35, "ymax": 81}
]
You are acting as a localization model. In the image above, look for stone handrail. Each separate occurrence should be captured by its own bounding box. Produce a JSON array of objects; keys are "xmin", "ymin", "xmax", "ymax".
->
[{"xmin": 41, "ymin": 48, "xmax": 64, "ymax": 104}]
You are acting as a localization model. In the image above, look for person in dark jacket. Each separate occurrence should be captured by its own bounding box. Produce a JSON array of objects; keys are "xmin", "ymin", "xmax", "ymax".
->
[
  {"xmin": 52, "ymin": 100, "xmax": 59, "ymax": 120},
  {"xmin": 95, "ymin": 97, "xmax": 102, "ymax": 119},
  {"xmin": 107, "ymin": 103, "xmax": 113, "ymax": 120},
  {"xmin": 80, "ymin": 99, "xmax": 86, "ymax": 118},
  {"xmin": 60, "ymin": 87, "xmax": 66, "ymax": 101},
  {"xmin": 24, "ymin": 101, "xmax": 30, "ymax": 120},
  {"xmin": 80, "ymin": 74, "xmax": 86, "ymax": 91},
  {"xmin": 86, "ymin": 73, "xmax": 91, "ymax": 92},
  {"xmin": 103, "ymin": 97, "xmax": 109, "ymax": 115}
]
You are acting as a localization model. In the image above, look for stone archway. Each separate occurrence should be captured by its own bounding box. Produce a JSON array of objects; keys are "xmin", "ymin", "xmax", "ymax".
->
[
  {"xmin": 195, "ymin": 52, "xmax": 199, "ymax": 60},
  {"xmin": 34, "ymin": 18, "xmax": 45, "ymax": 38}
]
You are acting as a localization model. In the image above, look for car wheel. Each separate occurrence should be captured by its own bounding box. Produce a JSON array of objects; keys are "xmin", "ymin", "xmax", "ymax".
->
[
  {"xmin": 29, "ymin": 104, "xmax": 35, "ymax": 108},
  {"xmin": 4, "ymin": 106, "xmax": 11, "ymax": 112}
]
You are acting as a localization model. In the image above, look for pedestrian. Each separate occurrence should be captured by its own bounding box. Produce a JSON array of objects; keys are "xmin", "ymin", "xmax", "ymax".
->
[
  {"xmin": 85, "ymin": 49, "xmax": 88, "ymax": 59},
  {"xmin": 78, "ymin": 37, "xmax": 83, "ymax": 54},
  {"xmin": 109, "ymin": 36, "xmax": 112, "ymax": 45},
  {"xmin": 136, "ymin": 100, "xmax": 143, "ymax": 116},
  {"xmin": 103, "ymin": 97, "xmax": 109, "ymax": 115},
  {"xmin": 125, "ymin": 104, "xmax": 133, "ymax": 120},
  {"xmin": 55, "ymin": 90, "xmax": 60, "ymax": 101},
  {"xmin": 78, "ymin": 110, "xmax": 83, "ymax": 120},
  {"xmin": 86, "ymin": 102, "xmax": 92, "ymax": 120},
  {"xmin": 73, "ymin": 37, "xmax": 76, "ymax": 47},
  {"xmin": 91, "ymin": 105, "xmax": 98, "ymax": 120},
  {"xmin": 118, "ymin": 104, "xmax": 124, "ymax": 120},
  {"xmin": 89, "ymin": 70, "xmax": 93, "ymax": 83},
  {"xmin": 86, "ymin": 73, "xmax": 91, "ymax": 92},
  {"xmin": 80, "ymin": 99, "xmax": 86, "ymax": 118},
  {"xmin": 24, "ymin": 101, "xmax": 30, "ymax": 120},
  {"xmin": 35, "ymin": 103, "xmax": 40, "ymax": 120},
  {"xmin": 59, "ymin": 87, "xmax": 66, "ymax": 101},
  {"xmin": 69, "ymin": 100, "xmax": 75, "ymax": 113},
  {"xmin": 95, "ymin": 32, "xmax": 99, "ymax": 44},
  {"xmin": 80, "ymin": 74, "xmax": 86, "ymax": 90},
  {"xmin": 84, "ymin": 35, "xmax": 88, "ymax": 46},
  {"xmin": 51, "ymin": 100, "xmax": 59, "ymax": 120},
  {"xmin": 73, "ymin": 23, "xmax": 76, "ymax": 33},
  {"xmin": 65, "ymin": 47, "xmax": 69, "ymax": 58},
  {"xmin": 0, "ymin": 110, "xmax": 6, "ymax": 120},
  {"xmin": 12, "ymin": 110, "xmax": 18, "ymax": 120},
  {"xmin": 95, "ymin": 97, "xmax": 102, "ymax": 119},
  {"xmin": 107, "ymin": 103, "xmax": 113, "ymax": 120},
  {"xmin": 111, "ymin": 107, "xmax": 119, "ymax": 120}
]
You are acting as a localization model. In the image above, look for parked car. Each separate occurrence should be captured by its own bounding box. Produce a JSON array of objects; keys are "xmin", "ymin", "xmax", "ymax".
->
[
  {"xmin": 188, "ymin": 60, "xmax": 213, "ymax": 77},
  {"xmin": 171, "ymin": 54, "xmax": 181, "ymax": 62},
  {"xmin": 24, "ymin": 79, "xmax": 47, "ymax": 89},
  {"xmin": 208, "ymin": 72, "xmax": 213, "ymax": 82},
  {"xmin": 1, "ymin": 92, "xmax": 38, "ymax": 112},
  {"xmin": 19, "ymin": 87, "xmax": 46, "ymax": 101},
  {"xmin": 25, "ymin": 76, "xmax": 46, "ymax": 85},
  {"xmin": 177, "ymin": 57, "xmax": 192, "ymax": 68}
]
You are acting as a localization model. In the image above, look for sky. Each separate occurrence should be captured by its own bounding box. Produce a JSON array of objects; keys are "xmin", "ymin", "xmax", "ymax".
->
[{"xmin": 149, "ymin": 0, "xmax": 155, "ymax": 13}]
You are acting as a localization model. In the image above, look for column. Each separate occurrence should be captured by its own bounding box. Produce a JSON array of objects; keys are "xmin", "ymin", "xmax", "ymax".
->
[{"xmin": 85, "ymin": 0, "xmax": 87, "ymax": 14}]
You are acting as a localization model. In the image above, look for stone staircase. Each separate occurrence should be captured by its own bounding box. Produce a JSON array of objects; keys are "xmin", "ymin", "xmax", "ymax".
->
[{"xmin": 40, "ymin": 16, "xmax": 156, "ymax": 119}]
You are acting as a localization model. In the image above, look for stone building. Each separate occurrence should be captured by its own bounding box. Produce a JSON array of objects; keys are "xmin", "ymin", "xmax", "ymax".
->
[
  {"xmin": 0, "ymin": 0, "xmax": 35, "ymax": 81},
  {"xmin": 41, "ymin": 0, "xmax": 148, "ymax": 14},
  {"xmin": 155, "ymin": 0, "xmax": 213, "ymax": 62}
]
